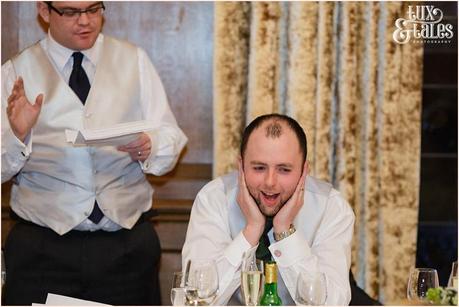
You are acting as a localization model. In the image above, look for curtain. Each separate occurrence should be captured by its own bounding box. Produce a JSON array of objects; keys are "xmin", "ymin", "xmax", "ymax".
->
[{"xmin": 213, "ymin": 2, "xmax": 423, "ymax": 303}]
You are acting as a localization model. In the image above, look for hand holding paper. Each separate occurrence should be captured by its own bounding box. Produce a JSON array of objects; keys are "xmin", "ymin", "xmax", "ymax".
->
[
  {"xmin": 65, "ymin": 120, "xmax": 154, "ymax": 147},
  {"xmin": 117, "ymin": 132, "xmax": 152, "ymax": 162}
]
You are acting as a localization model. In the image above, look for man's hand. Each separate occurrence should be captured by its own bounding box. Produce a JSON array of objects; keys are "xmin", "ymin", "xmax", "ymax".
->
[
  {"xmin": 6, "ymin": 77, "xmax": 43, "ymax": 142},
  {"xmin": 273, "ymin": 162, "xmax": 308, "ymax": 233},
  {"xmin": 237, "ymin": 159, "xmax": 265, "ymax": 246},
  {"xmin": 117, "ymin": 132, "xmax": 152, "ymax": 162}
]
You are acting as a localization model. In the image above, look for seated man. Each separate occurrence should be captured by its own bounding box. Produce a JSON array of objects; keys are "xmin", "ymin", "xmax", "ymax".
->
[{"xmin": 182, "ymin": 113, "xmax": 355, "ymax": 305}]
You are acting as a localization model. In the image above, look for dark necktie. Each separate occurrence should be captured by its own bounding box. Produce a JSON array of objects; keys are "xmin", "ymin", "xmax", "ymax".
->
[
  {"xmin": 256, "ymin": 217, "xmax": 273, "ymax": 262},
  {"xmin": 69, "ymin": 52, "xmax": 103, "ymax": 224},
  {"xmin": 69, "ymin": 52, "xmax": 90, "ymax": 104}
]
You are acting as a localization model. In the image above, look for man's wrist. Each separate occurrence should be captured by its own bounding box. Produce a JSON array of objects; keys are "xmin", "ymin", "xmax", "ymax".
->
[
  {"xmin": 274, "ymin": 224, "xmax": 296, "ymax": 241},
  {"xmin": 13, "ymin": 130, "xmax": 28, "ymax": 143},
  {"xmin": 243, "ymin": 223, "xmax": 264, "ymax": 247},
  {"xmin": 273, "ymin": 220, "xmax": 292, "ymax": 234}
]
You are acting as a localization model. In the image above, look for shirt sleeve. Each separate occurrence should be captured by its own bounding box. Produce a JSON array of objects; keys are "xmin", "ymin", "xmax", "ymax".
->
[
  {"xmin": 1, "ymin": 60, "xmax": 33, "ymax": 183},
  {"xmin": 181, "ymin": 182, "xmax": 257, "ymax": 305},
  {"xmin": 136, "ymin": 47, "xmax": 187, "ymax": 175},
  {"xmin": 269, "ymin": 192, "xmax": 355, "ymax": 306}
]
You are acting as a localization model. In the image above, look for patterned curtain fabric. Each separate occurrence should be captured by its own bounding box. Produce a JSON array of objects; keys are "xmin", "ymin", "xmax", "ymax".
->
[{"xmin": 213, "ymin": 2, "xmax": 423, "ymax": 304}]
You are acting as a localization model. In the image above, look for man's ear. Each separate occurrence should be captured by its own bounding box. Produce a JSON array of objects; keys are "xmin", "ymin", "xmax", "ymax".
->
[
  {"xmin": 37, "ymin": 2, "xmax": 50, "ymax": 24},
  {"xmin": 303, "ymin": 160, "xmax": 309, "ymax": 176},
  {"xmin": 237, "ymin": 155, "xmax": 243, "ymax": 170}
]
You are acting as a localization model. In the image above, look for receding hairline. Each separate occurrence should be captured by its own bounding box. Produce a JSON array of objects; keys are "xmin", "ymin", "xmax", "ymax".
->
[
  {"xmin": 243, "ymin": 120, "xmax": 303, "ymax": 163},
  {"xmin": 240, "ymin": 113, "xmax": 308, "ymax": 164},
  {"xmin": 264, "ymin": 119, "xmax": 283, "ymax": 138},
  {"xmin": 249, "ymin": 119, "xmax": 299, "ymax": 145}
]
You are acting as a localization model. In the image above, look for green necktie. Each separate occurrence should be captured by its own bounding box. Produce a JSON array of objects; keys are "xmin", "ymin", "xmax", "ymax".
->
[{"xmin": 256, "ymin": 217, "xmax": 273, "ymax": 262}]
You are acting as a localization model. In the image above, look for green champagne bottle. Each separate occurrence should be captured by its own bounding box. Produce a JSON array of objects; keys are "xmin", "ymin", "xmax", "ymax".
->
[{"xmin": 260, "ymin": 261, "xmax": 283, "ymax": 306}]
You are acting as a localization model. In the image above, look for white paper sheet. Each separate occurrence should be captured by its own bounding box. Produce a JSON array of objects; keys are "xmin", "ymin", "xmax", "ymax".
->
[
  {"xmin": 65, "ymin": 120, "xmax": 154, "ymax": 147},
  {"xmin": 44, "ymin": 293, "xmax": 110, "ymax": 305}
]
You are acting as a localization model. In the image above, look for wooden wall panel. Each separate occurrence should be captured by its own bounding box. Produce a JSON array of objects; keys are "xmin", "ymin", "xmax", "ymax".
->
[
  {"xmin": 155, "ymin": 221, "xmax": 189, "ymax": 252},
  {"xmin": 1, "ymin": 2, "xmax": 19, "ymax": 63}
]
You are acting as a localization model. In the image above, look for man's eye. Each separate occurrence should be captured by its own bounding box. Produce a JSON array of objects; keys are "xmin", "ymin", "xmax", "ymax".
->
[
  {"xmin": 62, "ymin": 10, "xmax": 79, "ymax": 17},
  {"xmin": 87, "ymin": 7, "xmax": 100, "ymax": 14},
  {"xmin": 279, "ymin": 168, "xmax": 291, "ymax": 173},
  {"xmin": 253, "ymin": 166, "xmax": 265, "ymax": 171}
]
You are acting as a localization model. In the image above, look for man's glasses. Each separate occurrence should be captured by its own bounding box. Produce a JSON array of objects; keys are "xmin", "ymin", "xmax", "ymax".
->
[{"xmin": 46, "ymin": 2, "xmax": 105, "ymax": 19}]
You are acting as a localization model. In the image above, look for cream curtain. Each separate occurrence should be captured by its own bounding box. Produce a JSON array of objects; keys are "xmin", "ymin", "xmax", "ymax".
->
[{"xmin": 213, "ymin": 2, "xmax": 423, "ymax": 303}]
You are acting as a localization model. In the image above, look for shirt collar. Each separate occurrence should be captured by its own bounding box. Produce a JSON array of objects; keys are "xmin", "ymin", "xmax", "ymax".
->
[{"xmin": 45, "ymin": 30, "xmax": 103, "ymax": 69}]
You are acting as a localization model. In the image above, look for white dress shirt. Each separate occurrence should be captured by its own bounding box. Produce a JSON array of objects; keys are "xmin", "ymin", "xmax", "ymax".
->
[
  {"xmin": 1, "ymin": 32, "xmax": 188, "ymax": 233},
  {"xmin": 182, "ymin": 172, "xmax": 355, "ymax": 305}
]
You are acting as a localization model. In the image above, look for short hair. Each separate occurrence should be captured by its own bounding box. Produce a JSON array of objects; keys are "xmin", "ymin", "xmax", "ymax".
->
[{"xmin": 240, "ymin": 113, "xmax": 307, "ymax": 163}]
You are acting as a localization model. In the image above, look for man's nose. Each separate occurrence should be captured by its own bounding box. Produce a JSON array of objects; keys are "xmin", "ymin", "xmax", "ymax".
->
[
  {"xmin": 77, "ymin": 12, "xmax": 90, "ymax": 25},
  {"xmin": 265, "ymin": 170, "xmax": 277, "ymax": 188}
]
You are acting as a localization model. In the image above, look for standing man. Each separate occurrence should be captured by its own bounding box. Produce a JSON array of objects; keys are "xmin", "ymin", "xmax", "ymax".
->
[
  {"xmin": 182, "ymin": 114, "xmax": 354, "ymax": 305},
  {"xmin": 2, "ymin": 2, "xmax": 187, "ymax": 305}
]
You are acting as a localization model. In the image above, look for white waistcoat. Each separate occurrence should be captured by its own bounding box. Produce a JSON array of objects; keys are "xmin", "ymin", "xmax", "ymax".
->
[{"xmin": 10, "ymin": 37, "xmax": 153, "ymax": 235}]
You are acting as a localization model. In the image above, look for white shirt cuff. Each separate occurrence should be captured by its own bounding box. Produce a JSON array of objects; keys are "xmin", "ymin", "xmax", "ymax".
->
[
  {"xmin": 139, "ymin": 130, "xmax": 159, "ymax": 171},
  {"xmin": 269, "ymin": 231, "xmax": 312, "ymax": 267},
  {"xmin": 224, "ymin": 231, "xmax": 257, "ymax": 267},
  {"xmin": 3, "ymin": 128, "xmax": 32, "ymax": 158}
]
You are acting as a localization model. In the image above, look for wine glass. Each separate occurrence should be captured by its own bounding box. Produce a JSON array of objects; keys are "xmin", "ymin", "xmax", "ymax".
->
[
  {"xmin": 241, "ymin": 254, "xmax": 264, "ymax": 306},
  {"xmin": 295, "ymin": 271, "xmax": 327, "ymax": 305},
  {"xmin": 407, "ymin": 268, "xmax": 439, "ymax": 301},
  {"xmin": 184, "ymin": 259, "xmax": 219, "ymax": 305},
  {"xmin": 447, "ymin": 261, "xmax": 458, "ymax": 289},
  {"xmin": 171, "ymin": 271, "xmax": 185, "ymax": 305}
]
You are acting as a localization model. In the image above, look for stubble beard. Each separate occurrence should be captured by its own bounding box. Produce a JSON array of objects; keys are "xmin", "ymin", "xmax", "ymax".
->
[{"xmin": 248, "ymin": 190, "xmax": 294, "ymax": 217}]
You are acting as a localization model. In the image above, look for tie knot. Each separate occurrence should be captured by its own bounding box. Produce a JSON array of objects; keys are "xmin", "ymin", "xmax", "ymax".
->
[{"xmin": 72, "ymin": 52, "xmax": 84, "ymax": 68}]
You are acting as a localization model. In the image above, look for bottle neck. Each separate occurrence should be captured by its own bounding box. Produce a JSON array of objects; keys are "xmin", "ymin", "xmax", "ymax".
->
[{"xmin": 264, "ymin": 282, "xmax": 278, "ymax": 294}]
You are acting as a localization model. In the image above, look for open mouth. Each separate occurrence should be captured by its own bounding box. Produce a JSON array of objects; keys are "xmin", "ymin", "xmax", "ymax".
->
[
  {"xmin": 261, "ymin": 191, "xmax": 280, "ymax": 206},
  {"xmin": 76, "ymin": 31, "xmax": 92, "ymax": 38}
]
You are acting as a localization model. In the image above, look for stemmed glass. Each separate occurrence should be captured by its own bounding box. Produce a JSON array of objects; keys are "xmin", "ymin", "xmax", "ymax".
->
[
  {"xmin": 241, "ymin": 254, "xmax": 264, "ymax": 306},
  {"xmin": 171, "ymin": 271, "xmax": 186, "ymax": 305},
  {"xmin": 447, "ymin": 261, "xmax": 458, "ymax": 289},
  {"xmin": 295, "ymin": 271, "xmax": 327, "ymax": 305},
  {"xmin": 184, "ymin": 259, "xmax": 219, "ymax": 305},
  {"xmin": 407, "ymin": 268, "xmax": 439, "ymax": 301}
]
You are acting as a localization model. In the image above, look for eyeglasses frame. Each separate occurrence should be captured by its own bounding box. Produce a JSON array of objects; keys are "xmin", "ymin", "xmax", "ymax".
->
[{"xmin": 46, "ymin": 2, "xmax": 105, "ymax": 18}]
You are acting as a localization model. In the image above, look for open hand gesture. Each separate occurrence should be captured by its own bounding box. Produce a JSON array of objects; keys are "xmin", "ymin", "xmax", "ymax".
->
[{"xmin": 6, "ymin": 77, "xmax": 43, "ymax": 142}]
